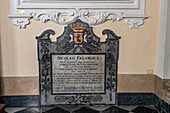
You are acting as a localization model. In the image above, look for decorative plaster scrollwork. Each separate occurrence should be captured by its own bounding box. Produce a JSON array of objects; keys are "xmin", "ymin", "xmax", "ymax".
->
[
  {"xmin": 11, "ymin": 10, "xmax": 146, "ymax": 29},
  {"xmin": 31, "ymin": 9, "xmax": 123, "ymax": 26},
  {"xmin": 9, "ymin": 0, "xmax": 147, "ymax": 29},
  {"xmin": 125, "ymin": 18, "xmax": 145, "ymax": 29},
  {"xmin": 12, "ymin": 18, "xmax": 30, "ymax": 29}
]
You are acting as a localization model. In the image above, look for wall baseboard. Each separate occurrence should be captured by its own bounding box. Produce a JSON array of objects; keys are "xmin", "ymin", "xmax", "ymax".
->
[
  {"xmin": 117, "ymin": 93, "xmax": 154, "ymax": 105},
  {"xmin": 0, "ymin": 93, "xmax": 169, "ymax": 113},
  {"xmin": 154, "ymin": 94, "xmax": 170, "ymax": 113},
  {"xmin": 0, "ymin": 95, "xmax": 40, "ymax": 107},
  {"xmin": 118, "ymin": 93, "xmax": 170, "ymax": 113}
]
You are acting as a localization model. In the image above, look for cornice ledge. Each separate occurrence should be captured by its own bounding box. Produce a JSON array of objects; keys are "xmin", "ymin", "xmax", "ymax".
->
[
  {"xmin": 9, "ymin": 9, "xmax": 147, "ymax": 29},
  {"xmin": 9, "ymin": 14, "xmax": 31, "ymax": 29}
]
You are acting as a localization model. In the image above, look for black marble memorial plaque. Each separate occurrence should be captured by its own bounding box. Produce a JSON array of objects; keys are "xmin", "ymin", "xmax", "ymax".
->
[{"xmin": 36, "ymin": 19, "xmax": 120, "ymax": 105}]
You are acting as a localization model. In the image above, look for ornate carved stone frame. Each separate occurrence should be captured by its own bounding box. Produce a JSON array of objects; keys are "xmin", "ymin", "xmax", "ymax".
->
[
  {"xmin": 36, "ymin": 19, "xmax": 121, "ymax": 105},
  {"xmin": 9, "ymin": 0, "xmax": 147, "ymax": 29}
]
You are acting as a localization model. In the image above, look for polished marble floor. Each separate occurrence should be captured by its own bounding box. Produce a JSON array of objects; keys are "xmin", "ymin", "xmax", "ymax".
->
[{"xmin": 4, "ymin": 105, "xmax": 159, "ymax": 113}]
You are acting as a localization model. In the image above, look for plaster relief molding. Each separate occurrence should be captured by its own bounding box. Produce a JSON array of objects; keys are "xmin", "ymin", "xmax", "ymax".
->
[
  {"xmin": 9, "ymin": 15, "xmax": 31, "ymax": 29},
  {"xmin": 31, "ymin": 9, "xmax": 124, "ymax": 25},
  {"xmin": 9, "ymin": 0, "xmax": 147, "ymax": 29},
  {"xmin": 125, "ymin": 18, "xmax": 145, "ymax": 29}
]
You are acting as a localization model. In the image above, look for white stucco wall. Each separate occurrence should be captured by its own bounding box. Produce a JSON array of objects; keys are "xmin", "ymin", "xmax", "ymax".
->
[
  {"xmin": 155, "ymin": 0, "xmax": 170, "ymax": 79},
  {"xmin": 164, "ymin": 0, "xmax": 170, "ymax": 79}
]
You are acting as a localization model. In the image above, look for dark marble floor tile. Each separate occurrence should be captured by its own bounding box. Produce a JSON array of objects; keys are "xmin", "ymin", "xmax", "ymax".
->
[
  {"xmin": 102, "ymin": 106, "xmax": 129, "ymax": 113},
  {"xmin": 58, "ymin": 105, "xmax": 82, "ymax": 112},
  {"xmin": 31, "ymin": 107, "xmax": 54, "ymax": 112},
  {"xmin": 72, "ymin": 107, "xmax": 100, "ymax": 113},
  {"xmin": 43, "ymin": 107, "xmax": 70, "ymax": 113},
  {"xmin": 14, "ymin": 108, "xmax": 40, "ymax": 113},
  {"xmin": 131, "ymin": 106, "xmax": 158, "ymax": 113}
]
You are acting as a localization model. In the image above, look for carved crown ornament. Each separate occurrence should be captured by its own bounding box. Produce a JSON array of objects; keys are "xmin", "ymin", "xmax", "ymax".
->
[{"xmin": 9, "ymin": 0, "xmax": 147, "ymax": 29}]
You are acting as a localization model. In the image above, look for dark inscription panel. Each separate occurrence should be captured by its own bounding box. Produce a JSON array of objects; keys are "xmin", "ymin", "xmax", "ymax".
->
[{"xmin": 51, "ymin": 54, "xmax": 106, "ymax": 94}]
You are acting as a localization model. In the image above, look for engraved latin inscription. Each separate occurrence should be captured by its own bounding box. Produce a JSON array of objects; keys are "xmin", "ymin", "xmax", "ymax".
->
[{"xmin": 52, "ymin": 54, "xmax": 105, "ymax": 94}]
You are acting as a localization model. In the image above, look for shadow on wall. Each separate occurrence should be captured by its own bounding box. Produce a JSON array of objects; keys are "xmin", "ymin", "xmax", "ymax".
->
[
  {"xmin": 0, "ymin": 33, "xmax": 2, "ymax": 98},
  {"xmin": 0, "ymin": 32, "xmax": 2, "ymax": 99}
]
